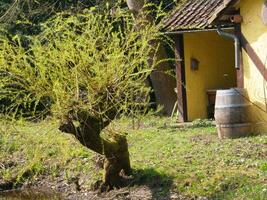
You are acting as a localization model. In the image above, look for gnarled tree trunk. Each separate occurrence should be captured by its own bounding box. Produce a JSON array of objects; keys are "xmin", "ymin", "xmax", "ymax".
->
[{"xmin": 59, "ymin": 112, "xmax": 131, "ymax": 188}]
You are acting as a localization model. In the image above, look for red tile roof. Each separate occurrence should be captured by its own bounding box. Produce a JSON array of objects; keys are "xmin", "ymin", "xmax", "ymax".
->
[{"xmin": 163, "ymin": 0, "xmax": 234, "ymax": 31}]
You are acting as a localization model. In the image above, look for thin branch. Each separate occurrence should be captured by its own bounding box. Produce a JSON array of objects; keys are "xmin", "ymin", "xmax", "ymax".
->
[{"xmin": 0, "ymin": 0, "xmax": 19, "ymax": 23}]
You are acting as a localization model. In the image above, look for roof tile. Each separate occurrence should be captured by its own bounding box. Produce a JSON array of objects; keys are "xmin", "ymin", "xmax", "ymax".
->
[{"xmin": 163, "ymin": 0, "xmax": 225, "ymax": 31}]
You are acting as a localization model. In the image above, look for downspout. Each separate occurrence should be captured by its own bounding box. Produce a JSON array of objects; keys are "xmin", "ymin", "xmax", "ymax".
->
[{"xmin": 217, "ymin": 25, "xmax": 240, "ymax": 69}]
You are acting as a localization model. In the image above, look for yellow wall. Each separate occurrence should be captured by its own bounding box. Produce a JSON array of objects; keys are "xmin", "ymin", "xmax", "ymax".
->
[
  {"xmin": 184, "ymin": 32, "xmax": 236, "ymax": 121},
  {"xmin": 240, "ymin": 0, "xmax": 267, "ymax": 133}
]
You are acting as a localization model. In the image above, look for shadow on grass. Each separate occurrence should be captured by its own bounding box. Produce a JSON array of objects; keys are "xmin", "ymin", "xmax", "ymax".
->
[{"xmin": 130, "ymin": 168, "xmax": 174, "ymax": 200}]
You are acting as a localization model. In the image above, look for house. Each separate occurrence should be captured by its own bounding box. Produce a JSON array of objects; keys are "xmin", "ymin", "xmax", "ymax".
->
[{"xmin": 163, "ymin": 0, "xmax": 267, "ymax": 133}]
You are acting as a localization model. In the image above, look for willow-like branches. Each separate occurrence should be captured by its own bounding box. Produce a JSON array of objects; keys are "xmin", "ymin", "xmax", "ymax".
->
[{"xmin": 0, "ymin": 6, "xmax": 162, "ymax": 122}]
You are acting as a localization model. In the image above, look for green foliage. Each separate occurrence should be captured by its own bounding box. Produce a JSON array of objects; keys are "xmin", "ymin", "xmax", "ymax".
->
[
  {"xmin": 0, "ymin": 0, "xmax": 179, "ymax": 35},
  {"xmin": 0, "ymin": 6, "xmax": 162, "ymax": 121},
  {"xmin": 0, "ymin": 0, "xmax": 112, "ymax": 34},
  {"xmin": 192, "ymin": 118, "xmax": 215, "ymax": 128}
]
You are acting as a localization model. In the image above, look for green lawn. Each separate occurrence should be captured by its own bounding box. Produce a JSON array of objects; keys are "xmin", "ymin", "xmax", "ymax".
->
[{"xmin": 0, "ymin": 117, "xmax": 267, "ymax": 199}]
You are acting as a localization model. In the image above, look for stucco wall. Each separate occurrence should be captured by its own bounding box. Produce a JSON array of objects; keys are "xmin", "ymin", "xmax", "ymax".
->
[
  {"xmin": 183, "ymin": 32, "xmax": 236, "ymax": 121},
  {"xmin": 240, "ymin": 0, "xmax": 267, "ymax": 133}
]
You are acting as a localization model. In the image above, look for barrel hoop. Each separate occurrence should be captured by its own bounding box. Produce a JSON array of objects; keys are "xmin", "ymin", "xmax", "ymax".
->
[
  {"xmin": 216, "ymin": 89, "xmax": 246, "ymax": 95},
  {"xmin": 216, "ymin": 93, "xmax": 246, "ymax": 97},
  {"xmin": 216, "ymin": 123, "xmax": 252, "ymax": 128},
  {"xmin": 215, "ymin": 104, "xmax": 251, "ymax": 109}
]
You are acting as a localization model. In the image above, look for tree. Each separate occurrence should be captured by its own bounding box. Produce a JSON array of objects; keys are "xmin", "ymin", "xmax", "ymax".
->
[
  {"xmin": 0, "ymin": 0, "xmax": 122, "ymax": 35},
  {"xmin": 0, "ymin": 0, "xmax": 180, "ymax": 189},
  {"xmin": 0, "ymin": 5, "xmax": 161, "ymax": 188}
]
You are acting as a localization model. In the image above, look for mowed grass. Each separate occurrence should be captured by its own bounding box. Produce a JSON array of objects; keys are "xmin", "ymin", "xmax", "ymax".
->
[{"xmin": 0, "ymin": 117, "xmax": 267, "ymax": 199}]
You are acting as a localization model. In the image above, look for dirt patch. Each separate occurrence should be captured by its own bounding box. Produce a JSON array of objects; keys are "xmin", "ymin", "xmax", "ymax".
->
[
  {"xmin": 190, "ymin": 133, "xmax": 217, "ymax": 145},
  {"xmin": 0, "ymin": 179, "xmax": 192, "ymax": 200},
  {"xmin": 0, "ymin": 152, "xmax": 191, "ymax": 199},
  {"xmin": 0, "ymin": 188, "xmax": 62, "ymax": 200},
  {"xmin": 233, "ymin": 141, "xmax": 267, "ymax": 159},
  {"xmin": 65, "ymin": 185, "xmax": 201, "ymax": 200},
  {"xmin": 0, "ymin": 161, "xmax": 200, "ymax": 200},
  {"xmin": 0, "ymin": 171, "xmax": 194, "ymax": 200}
]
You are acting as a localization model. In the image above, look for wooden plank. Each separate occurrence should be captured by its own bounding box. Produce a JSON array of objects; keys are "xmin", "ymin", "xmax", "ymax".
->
[
  {"xmin": 240, "ymin": 33, "xmax": 267, "ymax": 81},
  {"xmin": 173, "ymin": 34, "xmax": 188, "ymax": 122}
]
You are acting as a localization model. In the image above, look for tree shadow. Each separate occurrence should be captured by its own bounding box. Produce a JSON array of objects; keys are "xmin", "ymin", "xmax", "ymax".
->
[{"xmin": 129, "ymin": 168, "xmax": 174, "ymax": 200}]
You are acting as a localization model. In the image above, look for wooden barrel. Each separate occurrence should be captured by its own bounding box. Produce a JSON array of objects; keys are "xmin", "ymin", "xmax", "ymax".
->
[
  {"xmin": 217, "ymin": 123, "xmax": 252, "ymax": 139},
  {"xmin": 215, "ymin": 88, "xmax": 252, "ymax": 139},
  {"xmin": 215, "ymin": 88, "xmax": 251, "ymax": 124}
]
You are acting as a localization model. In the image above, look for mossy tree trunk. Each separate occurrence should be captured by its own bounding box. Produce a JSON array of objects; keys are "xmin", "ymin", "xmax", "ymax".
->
[{"xmin": 59, "ymin": 112, "xmax": 131, "ymax": 188}]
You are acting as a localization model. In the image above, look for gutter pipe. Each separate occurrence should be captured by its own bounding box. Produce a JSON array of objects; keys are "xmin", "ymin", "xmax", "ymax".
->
[
  {"xmin": 164, "ymin": 26, "xmax": 234, "ymax": 35},
  {"xmin": 217, "ymin": 25, "xmax": 240, "ymax": 69}
]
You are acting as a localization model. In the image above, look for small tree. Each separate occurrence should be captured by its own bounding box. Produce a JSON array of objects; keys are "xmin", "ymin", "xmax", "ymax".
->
[{"xmin": 0, "ymin": 6, "xmax": 161, "ymax": 188}]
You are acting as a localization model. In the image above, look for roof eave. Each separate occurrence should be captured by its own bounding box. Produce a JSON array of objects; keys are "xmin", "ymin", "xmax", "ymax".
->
[
  {"xmin": 163, "ymin": 25, "xmax": 235, "ymax": 35},
  {"xmin": 208, "ymin": 0, "xmax": 240, "ymax": 25}
]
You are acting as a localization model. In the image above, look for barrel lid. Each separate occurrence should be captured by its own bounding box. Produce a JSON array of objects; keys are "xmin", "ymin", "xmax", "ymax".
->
[{"xmin": 216, "ymin": 88, "xmax": 247, "ymax": 96}]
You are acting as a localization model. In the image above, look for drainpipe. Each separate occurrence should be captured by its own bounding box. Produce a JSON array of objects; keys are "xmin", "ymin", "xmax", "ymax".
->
[{"xmin": 217, "ymin": 25, "xmax": 240, "ymax": 69}]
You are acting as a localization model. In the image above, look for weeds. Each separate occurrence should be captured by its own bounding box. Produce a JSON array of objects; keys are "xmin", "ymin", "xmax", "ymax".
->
[{"xmin": 192, "ymin": 118, "xmax": 215, "ymax": 128}]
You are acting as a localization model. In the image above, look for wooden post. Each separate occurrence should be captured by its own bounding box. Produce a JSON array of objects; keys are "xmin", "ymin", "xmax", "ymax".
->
[
  {"xmin": 173, "ymin": 34, "xmax": 188, "ymax": 122},
  {"xmin": 240, "ymin": 33, "xmax": 267, "ymax": 81}
]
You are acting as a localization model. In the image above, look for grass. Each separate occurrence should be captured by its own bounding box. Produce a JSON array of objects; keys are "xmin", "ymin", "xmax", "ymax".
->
[
  {"xmin": 0, "ymin": 117, "xmax": 267, "ymax": 199},
  {"xmin": 0, "ymin": 119, "xmax": 99, "ymax": 188}
]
